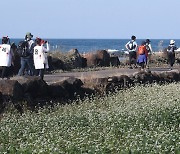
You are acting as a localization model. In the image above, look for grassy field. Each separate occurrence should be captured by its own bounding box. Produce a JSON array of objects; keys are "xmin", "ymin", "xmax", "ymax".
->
[{"xmin": 0, "ymin": 83, "xmax": 179, "ymax": 153}]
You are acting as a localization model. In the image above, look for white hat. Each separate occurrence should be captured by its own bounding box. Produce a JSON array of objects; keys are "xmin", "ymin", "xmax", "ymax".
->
[{"xmin": 170, "ymin": 40, "xmax": 175, "ymax": 44}]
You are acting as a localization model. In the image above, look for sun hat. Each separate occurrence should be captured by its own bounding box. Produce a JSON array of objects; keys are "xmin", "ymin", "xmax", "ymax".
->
[
  {"xmin": 146, "ymin": 39, "xmax": 151, "ymax": 43},
  {"xmin": 170, "ymin": 40, "xmax": 175, "ymax": 45},
  {"xmin": 26, "ymin": 32, "xmax": 33, "ymax": 38}
]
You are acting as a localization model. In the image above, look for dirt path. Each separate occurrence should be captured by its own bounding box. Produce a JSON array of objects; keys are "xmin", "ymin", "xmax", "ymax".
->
[{"xmin": 44, "ymin": 66, "xmax": 180, "ymax": 84}]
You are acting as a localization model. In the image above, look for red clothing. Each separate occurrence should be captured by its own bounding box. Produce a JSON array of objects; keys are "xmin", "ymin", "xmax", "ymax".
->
[{"xmin": 137, "ymin": 45, "xmax": 148, "ymax": 57}]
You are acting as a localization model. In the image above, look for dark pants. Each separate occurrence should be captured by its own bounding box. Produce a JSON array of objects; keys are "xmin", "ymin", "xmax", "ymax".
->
[
  {"xmin": 18, "ymin": 57, "xmax": 35, "ymax": 76},
  {"xmin": 35, "ymin": 69, "xmax": 45, "ymax": 80},
  {"xmin": 167, "ymin": 52, "xmax": 175, "ymax": 67},
  {"xmin": 129, "ymin": 51, "xmax": 137, "ymax": 65},
  {"xmin": 138, "ymin": 62, "xmax": 145, "ymax": 69},
  {"xmin": 1, "ymin": 66, "xmax": 9, "ymax": 78}
]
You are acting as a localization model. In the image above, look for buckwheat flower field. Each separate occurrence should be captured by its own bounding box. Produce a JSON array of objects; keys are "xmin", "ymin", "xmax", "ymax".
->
[{"xmin": 0, "ymin": 83, "xmax": 179, "ymax": 153}]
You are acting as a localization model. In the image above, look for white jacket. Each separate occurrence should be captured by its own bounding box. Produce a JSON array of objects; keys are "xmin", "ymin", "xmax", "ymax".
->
[
  {"xmin": 33, "ymin": 43, "xmax": 50, "ymax": 69},
  {"xmin": 0, "ymin": 44, "xmax": 12, "ymax": 67},
  {"xmin": 146, "ymin": 43, "xmax": 153, "ymax": 54},
  {"xmin": 125, "ymin": 40, "xmax": 137, "ymax": 52}
]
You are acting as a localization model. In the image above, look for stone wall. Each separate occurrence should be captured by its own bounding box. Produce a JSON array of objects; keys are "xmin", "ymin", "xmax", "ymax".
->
[{"xmin": 0, "ymin": 70, "xmax": 180, "ymax": 114}]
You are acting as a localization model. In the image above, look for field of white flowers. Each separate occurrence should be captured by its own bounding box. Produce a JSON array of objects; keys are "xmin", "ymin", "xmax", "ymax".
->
[{"xmin": 0, "ymin": 83, "xmax": 179, "ymax": 153}]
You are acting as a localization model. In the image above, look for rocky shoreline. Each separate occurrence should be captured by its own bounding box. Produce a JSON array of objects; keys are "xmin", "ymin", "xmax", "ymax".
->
[
  {"xmin": 1, "ymin": 48, "xmax": 180, "ymax": 113},
  {"xmin": 0, "ymin": 69, "xmax": 180, "ymax": 114}
]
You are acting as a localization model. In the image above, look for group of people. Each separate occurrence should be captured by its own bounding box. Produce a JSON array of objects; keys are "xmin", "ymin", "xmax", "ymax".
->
[
  {"xmin": 125, "ymin": 35, "xmax": 177, "ymax": 70},
  {"xmin": 0, "ymin": 34, "xmax": 177, "ymax": 79},
  {"xmin": 0, "ymin": 32, "xmax": 50, "ymax": 79}
]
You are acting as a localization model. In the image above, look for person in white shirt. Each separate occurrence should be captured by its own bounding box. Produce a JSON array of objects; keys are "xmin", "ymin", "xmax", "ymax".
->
[
  {"xmin": 33, "ymin": 37, "xmax": 50, "ymax": 80},
  {"xmin": 145, "ymin": 39, "xmax": 153, "ymax": 68},
  {"xmin": 0, "ymin": 36, "xmax": 13, "ymax": 78},
  {"xmin": 167, "ymin": 40, "xmax": 177, "ymax": 70},
  {"xmin": 125, "ymin": 35, "xmax": 138, "ymax": 69}
]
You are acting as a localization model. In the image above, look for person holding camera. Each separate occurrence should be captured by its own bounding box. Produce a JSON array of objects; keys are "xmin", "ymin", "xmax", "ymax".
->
[
  {"xmin": 33, "ymin": 37, "xmax": 50, "ymax": 80},
  {"xmin": 18, "ymin": 32, "xmax": 35, "ymax": 76}
]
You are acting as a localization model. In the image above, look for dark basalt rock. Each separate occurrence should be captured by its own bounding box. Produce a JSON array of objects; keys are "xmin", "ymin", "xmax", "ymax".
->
[
  {"xmin": 107, "ymin": 75, "xmax": 132, "ymax": 92},
  {"xmin": 0, "ymin": 79, "xmax": 23, "ymax": 100},
  {"xmin": 48, "ymin": 77, "xmax": 84, "ymax": 100},
  {"xmin": 48, "ymin": 81, "xmax": 69, "ymax": 99},
  {"xmin": 0, "ymin": 68, "xmax": 180, "ymax": 114},
  {"xmin": 158, "ymin": 71, "xmax": 180, "ymax": 83},
  {"xmin": 96, "ymin": 50, "xmax": 110, "ymax": 67},
  {"xmin": 110, "ymin": 57, "xmax": 120, "ymax": 66},
  {"xmin": 48, "ymin": 56, "xmax": 65, "ymax": 71},
  {"xmin": 83, "ymin": 50, "xmax": 110, "ymax": 67},
  {"xmin": 11, "ymin": 76, "xmax": 49, "ymax": 99}
]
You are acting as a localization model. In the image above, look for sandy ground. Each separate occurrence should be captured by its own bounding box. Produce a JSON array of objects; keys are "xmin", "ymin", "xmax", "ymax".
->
[{"xmin": 44, "ymin": 66, "xmax": 180, "ymax": 84}]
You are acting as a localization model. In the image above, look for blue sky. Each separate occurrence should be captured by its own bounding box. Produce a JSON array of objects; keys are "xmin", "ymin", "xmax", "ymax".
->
[{"xmin": 0, "ymin": 0, "xmax": 180, "ymax": 39}]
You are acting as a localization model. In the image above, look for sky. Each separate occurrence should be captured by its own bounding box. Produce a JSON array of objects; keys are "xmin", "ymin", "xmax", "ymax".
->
[{"xmin": 0, "ymin": 0, "xmax": 180, "ymax": 39}]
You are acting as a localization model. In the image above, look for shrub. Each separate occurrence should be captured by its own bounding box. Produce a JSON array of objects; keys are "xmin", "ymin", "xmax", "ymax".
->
[{"xmin": 0, "ymin": 83, "xmax": 179, "ymax": 153}]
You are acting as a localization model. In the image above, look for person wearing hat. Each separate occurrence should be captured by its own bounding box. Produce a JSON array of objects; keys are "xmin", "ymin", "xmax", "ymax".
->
[
  {"xmin": 167, "ymin": 40, "xmax": 177, "ymax": 70},
  {"xmin": 18, "ymin": 32, "xmax": 35, "ymax": 76},
  {"xmin": 145, "ymin": 39, "xmax": 153, "ymax": 69},
  {"xmin": 0, "ymin": 36, "xmax": 13, "ymax": 78},
  {"xmin": 125, "ymin": 35, "xmax": 138, "ymax": 69}
]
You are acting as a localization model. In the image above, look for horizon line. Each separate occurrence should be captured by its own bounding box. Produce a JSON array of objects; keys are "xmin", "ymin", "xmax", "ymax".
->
[{"xmin": 9, "ymin": 38, "xmax": 180, "ymax": 40}]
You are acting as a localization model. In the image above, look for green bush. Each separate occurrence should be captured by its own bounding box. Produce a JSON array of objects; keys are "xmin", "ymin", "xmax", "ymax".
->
[{"xmin": 0, "ymin": 83, "xmax": 179, "ymax": 153}]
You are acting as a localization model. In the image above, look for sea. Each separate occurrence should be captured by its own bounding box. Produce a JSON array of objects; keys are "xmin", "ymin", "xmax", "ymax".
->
[{"xmin": 10, "ymin": 39, "xmax": 180, "ymax": 53}]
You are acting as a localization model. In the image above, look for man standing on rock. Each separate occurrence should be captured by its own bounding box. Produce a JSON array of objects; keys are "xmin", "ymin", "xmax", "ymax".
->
[{"xmin": 125, "ymin": 35, "xmax": 138, "ymax": 69}]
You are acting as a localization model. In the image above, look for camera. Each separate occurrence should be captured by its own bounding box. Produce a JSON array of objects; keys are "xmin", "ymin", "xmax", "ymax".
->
[
  {"xmin": 40, "ymin": 39, "xmax": 47, "ymax": 45},
  {"xmin": 36, "ymin": 37, "xmax": 47, "ymax": 45}
]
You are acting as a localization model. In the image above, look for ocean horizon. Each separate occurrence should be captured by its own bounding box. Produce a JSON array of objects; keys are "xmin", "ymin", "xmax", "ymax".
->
[{"xmin": 10, "ymin": 39, "xmax": 180, "ymax": 53}]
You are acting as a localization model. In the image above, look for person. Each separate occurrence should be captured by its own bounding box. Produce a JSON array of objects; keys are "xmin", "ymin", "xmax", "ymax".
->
[
  {"xmin": 145, "ymin": 39, "xmax": 153, "ymax": 68},
  {"xmin": 0, "ymin": 36, "xmax": 13, "ymax": 78},
  {"xmin": 10, "ymin": 42, "xmax": 21, "ymax": 75},
  {"xmin": 125, "ymin": 35, "xmax": 138, "ymax": 69},
  {"xmin": 18, "ymin": 32, "xmax": 35, "ymax": 76},
  {"xmin": 137, "ymin": 41, "xmax": 148, "ymax": 71},
  {"xmin": 33, "ymin": 37, "xmax": 50, "ymax": 80},
  {"xmin": 167, "ymin": 40, "xmax": 177, "ymax": 70}
]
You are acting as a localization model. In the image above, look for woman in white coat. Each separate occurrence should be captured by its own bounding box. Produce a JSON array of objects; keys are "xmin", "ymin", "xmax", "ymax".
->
[
  {"xmin": 0, "ymin": 36, "xmax": 13, "ymax": 78},
  {"xmin": 33, "ymin": 37, "xmax": 50, "ymax": 80}
]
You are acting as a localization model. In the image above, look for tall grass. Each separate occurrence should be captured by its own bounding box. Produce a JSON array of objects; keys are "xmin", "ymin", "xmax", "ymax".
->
[{"xmin": 0, "ymin": 83, "xmax": 179, "ymax": 153}]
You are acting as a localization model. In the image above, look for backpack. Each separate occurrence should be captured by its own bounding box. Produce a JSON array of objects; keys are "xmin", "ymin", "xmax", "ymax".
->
[
  {"xmin": 138, "ymin": 45, "xmax": 146, "ymax": 55},
  {"xmin": 17, "ymin": 41, "xmax": 30, "ymax": 57},
  {"xmin": 127, "ymin": 41, "xmax": 136, "ymax": 50},
  {"xmin": 146, "ymin": 44, "xmax": 150, "ymax": 52},
  {"xmin": 167, "ymin": 45, "xmax": 175, "ymax": 52}
]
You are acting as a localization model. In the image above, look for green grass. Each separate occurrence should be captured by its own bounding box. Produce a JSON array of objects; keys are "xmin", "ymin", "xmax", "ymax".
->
[{"xmin": 0, "ymin": 83, "xmax": 179, "ymax": 153}]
